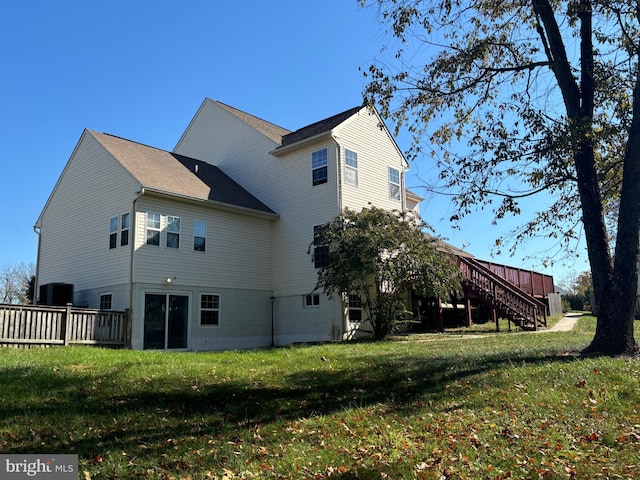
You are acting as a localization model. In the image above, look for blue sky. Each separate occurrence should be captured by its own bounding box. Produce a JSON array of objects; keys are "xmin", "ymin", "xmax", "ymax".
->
[{"xmin": 0, "ymin": 0, "xmax": 588, "ymax": 282}]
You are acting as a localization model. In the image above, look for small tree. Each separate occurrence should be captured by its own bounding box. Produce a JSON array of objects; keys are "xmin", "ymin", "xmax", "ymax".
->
[
  {"xmin": 0, "ymin": 263, "xmax": 35, "ymax": 304},
  {"xmin": 561, "ymin": 271, "xmax": 594, "ymax": 311},
  {"xmin": 312, "ymin": 207, "xmax": 461, "ymax": 339}
]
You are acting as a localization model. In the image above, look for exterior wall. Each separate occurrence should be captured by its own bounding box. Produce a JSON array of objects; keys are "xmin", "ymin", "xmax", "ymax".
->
[
  {"xmin": 334, "ymin": 109, "xmax": 407, "ymax": 212},
  {"xmin": 130, "ymin": 283, "xmax": 273, "ymax": 351},
  {"xmin": 174, "ymin": 102, "xmax": 411, "ymax": 345},
  {"xmin": 127, "ymin": 194, "xmax": 275, "ymax": 351},
  {"xmin": 75, "ymin": 283, "xmax": 130, "ymax": 311},
  {"xmin": 132, "ymin": 195, "xmax": 273, "ymax": 290},
  {"xmin": 274, "ymin": 293, "xmax": 344, "ymax": 345},
  {"xmin": 174, "ymin": 101, "xmax": 344, "ymax": 343},
  {"xmin": 36, "ymin": 132, "xmax": 139, "ymax": 302}
]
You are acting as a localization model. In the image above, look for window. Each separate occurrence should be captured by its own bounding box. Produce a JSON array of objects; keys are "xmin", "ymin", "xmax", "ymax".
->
[
  {"xmin": 389, "ymin": 167, "xmax": 401, "ymax": 200},
  {"xmin": 305, "ymin": 294, "xmax": 320, "ymax": 307},
  {"xmin": 146, "ymin": 212, "xmax": 161, "ymax": 246},
  {"xmin": 110, "ymin": 213, "xmax": 130, "ymax": 249},
  {"xmin": 120, "ymin": 212, "xmax": 130, "ymax": 247},
  {"xmin": 99, "ymin": 293, "xmax": 112, "ymax": 310},
  {"xmin": 109, "ymin": 216, "xmax": 118, "ymax": 249},
  {"xmin": 345, "ymin": 149, "xmax": 358, "ymax": 186},
  {"xmin": 194, "ymin": 220, "xmax": 206, "ymax": 252},
  {"xmin": 348, "ymin": 294, "xmax": 363, "ymax": 322},
  {"xmin": 313, "ymin": 226, "xmax": 329, "ymax": 268},
  {"xmin": 200, "ymin": 294, "xmax": 220, "ymax": 325},
  {"xmin": 312, "ymin": 148, "xmax": 328, "ymax": 186},
  {"xmin": 166, "ymin": 216, "xmax": 180, "ymax": 249}
]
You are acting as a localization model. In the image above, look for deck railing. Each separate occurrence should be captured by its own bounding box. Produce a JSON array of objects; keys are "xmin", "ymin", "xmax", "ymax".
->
[
  {"xmin": 0, "ymin": 303, "xmax": 129, "ymax": 348},
  {"xmin": 458, "ymin": 256, "xmax": 547, "ymax": 329}
]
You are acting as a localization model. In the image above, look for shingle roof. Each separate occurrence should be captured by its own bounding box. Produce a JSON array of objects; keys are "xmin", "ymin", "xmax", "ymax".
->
[
  {"xmin": 214, "ymin": 100, "xmax": 291, "ymax": 145},
  {"xmin": 280, "ymin": 106, "xmax": 363, "ymax": 147},
  {"xmin": 89, "ymin": 130, "xmax": 276, "ymax": 215}
]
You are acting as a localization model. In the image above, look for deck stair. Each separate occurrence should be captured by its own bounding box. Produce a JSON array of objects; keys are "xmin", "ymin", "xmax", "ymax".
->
[{"xmin": 457, "ymin": 256, "xmax": 547, "ymax": 330}]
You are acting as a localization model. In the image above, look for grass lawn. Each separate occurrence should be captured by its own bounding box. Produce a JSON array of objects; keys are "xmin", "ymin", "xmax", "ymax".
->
[{"xmin": 0, "ymin": 315, "xmax": 638, "ymax": 479}]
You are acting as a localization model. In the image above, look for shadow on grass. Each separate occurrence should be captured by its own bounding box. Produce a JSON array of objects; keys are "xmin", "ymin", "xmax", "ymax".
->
[{"xmin": 0, "ymin": 346, "xmax": 581, "ymax": 458}]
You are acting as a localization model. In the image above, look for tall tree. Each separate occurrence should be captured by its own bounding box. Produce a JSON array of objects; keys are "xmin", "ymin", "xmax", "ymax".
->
[
  {"xmin": 359, "ymin": 0, "xmax": 640, "ymax": 355},
  {"xmin": 312, "ymin": 207, "xmax": 461, "ymax": 339}
]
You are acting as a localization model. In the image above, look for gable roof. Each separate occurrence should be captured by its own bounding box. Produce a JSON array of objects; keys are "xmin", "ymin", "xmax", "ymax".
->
[
  {"xmin": 280, "ymin": 106, "xmax": 363, "ymax": 147},
  {"xmin": 214, "ymin": 100, "xmax": 291, "ymax": 145},
  {"xmin": 90, "ymin": 130, "xmax": 277, "ymax": 215}
]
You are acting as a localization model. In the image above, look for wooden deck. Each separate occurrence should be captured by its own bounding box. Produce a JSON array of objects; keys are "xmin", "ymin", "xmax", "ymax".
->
[{"xmin": 0, "ymin": 303, "xmax": 129, "ymax": 348}]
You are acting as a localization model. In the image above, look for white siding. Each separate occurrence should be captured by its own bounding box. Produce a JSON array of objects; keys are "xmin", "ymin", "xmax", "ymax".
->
[
  {"xmin": 334, "ymin": 108, "xmax": 408, "ymax": 212},
  {"xmin": 174, "ymin": 101, "xmax": 341, "ymax": 297},
  {"xmin": 130, "ymin": 284, "xmax": 273, "ymax": 351},
  {"xmin": 173, "ymin": 102, "xmax": 415, "ymax": 346},
  {"xmin": 132, "ymin": 195, "xmax": 273, "ymax": 290},
  {"xmin": 36, "ymin": 132, "xmax": 139, "ymax": 301}
]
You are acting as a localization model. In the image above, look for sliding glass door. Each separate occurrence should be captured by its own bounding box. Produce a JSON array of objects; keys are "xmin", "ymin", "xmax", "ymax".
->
[{"xmin": 144, "ymin": 294, "xmax": 189, "ymax": 349}]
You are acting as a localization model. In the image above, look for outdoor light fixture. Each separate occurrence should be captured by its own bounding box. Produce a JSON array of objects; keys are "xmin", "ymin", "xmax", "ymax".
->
[{"xmin": 166, "ymin": 276, "xmax": 176, "ymax": 284}]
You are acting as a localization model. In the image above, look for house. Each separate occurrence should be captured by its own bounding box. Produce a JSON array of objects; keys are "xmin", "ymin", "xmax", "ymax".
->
[
  {"xmin": 34, "ymin": 99, "xmax": 415, "ymax": 350},
  {"xmin": 34, "ymin": 98, "xmax": 560, "ymax": 350}
]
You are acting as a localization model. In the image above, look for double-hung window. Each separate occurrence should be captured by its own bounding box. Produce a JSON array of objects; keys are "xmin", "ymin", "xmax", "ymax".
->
[
  {"xmin": 194, "ymin": 220, "xmax": 206, "ymax": 252},
  {"xmin": 389, "ymin": 167, "xmax": 401, "ymax": 200},
  {"xmin": 344, "ymin": 149, "xmax": 358, "ymax": 186},
  {"xmin": 348, "ymin": 294, "xmax": 363, "ymax": 322},
  {"xmin": 146, "ymin": 212, "xmax": 161, "ymax": 246},
  {"xmin": 99, "ymin": 293, "xmax": 113, "ymax": 310},
  {"xmin": 109, "ymin": 213, "xmax": 130, "ymax": 249},
  {"xmin": 166, "ymin": 216, "xmax": 180, "ymax": 249},
  {"xmin": 312, "ymin": 148, "xmax": 328, "ymax": 186},
  {"xmin": 305, "ymin": 294, "xmax": 320, "ymax": 307},
  {"xmin": 313, "ymin": 226, "xmax": 329, "ymax": 268},
  {"xmin": 109, "ymin": 216, "xmax": 118, "ymax": 249},
  {"xmin": 200, "ymin": 294, "xmax": 220, "ymax": 325},
  {"xmin": 120, "ymin": 213, "xmax": 130, "ymax": 246}
]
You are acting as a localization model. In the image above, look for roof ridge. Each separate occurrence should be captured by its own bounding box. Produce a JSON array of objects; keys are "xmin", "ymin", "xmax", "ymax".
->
[
  {"xmin": 214, "ymin": 100, "xmax": 291, "ymax": 144},
  {"xmin": 89, "ymin": 130, "xmax": 172, "ymax": 154},
  {"xmin": 280, "ymin": 105, "xmax": 364, "ymax": 147}
]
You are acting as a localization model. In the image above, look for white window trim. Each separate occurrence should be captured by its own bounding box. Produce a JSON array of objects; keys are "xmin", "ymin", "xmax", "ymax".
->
[
  {"xmin": 166, "ymin": 215, "xmax": 181, "ymax": 249},
  {"xmin": 109, "ymin": 216, "xmax": 118, "ymax": 249},
  {"xmin": 99, "ymin": 292, "xmax": 113, "ymax": 310},
  {"xmin": 200, "ymin": 293, "xmax": 221, "ymax": 327},
  {"xmin": 304, "ymin": 294, "xmax": 320, "ymax": 308},
  {"xmin": 312, "ymin": 148, "xmax": 328, "ymax": 186},
  {"xmin": 344, "ymin": 149, "xmax": 358, "ymax": 187},
  {"xmin": 388, "ymin": 166, "xmax": 401, "ymax": 201},
  {"xmin": 193, "ymin": 220, "xmax": 207, "ymax": 253},
  {"xmin": 146, "ymin": 212, "xmax": 162, "ymax": 246},
  {"xmin": 120, "ymin": 212, "xmax": 130, "ymax": 247}
]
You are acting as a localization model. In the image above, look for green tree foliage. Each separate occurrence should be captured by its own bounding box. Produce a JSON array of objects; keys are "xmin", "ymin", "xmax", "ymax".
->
[
  {"xmin": 562, "ymin": 271, "xmax": 594, "ymax": 311},
  {"xmin": 359, "ymin": 0, "xmax": 640, "ymax": 355},
  {"xmin": 312, "ymin": 207, "xmax": 461, "ymax": 339}
]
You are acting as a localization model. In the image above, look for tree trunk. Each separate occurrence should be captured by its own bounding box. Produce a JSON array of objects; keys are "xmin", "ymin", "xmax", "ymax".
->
[{"xmin": 584, "ymin": 67, "xmax": 640, "ymax": 356}]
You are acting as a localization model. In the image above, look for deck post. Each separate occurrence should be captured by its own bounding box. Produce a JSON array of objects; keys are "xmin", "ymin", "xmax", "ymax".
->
[
  {"xmin": 492, "ymin": 306, "xmax": 498, "ymax": 332},
  {"xmin": 62, "ymin": 303, "xmax": 72, "ymax": 346},
  {"xmin": 464, "ymin": 289, "xmax": 472, "ymax": 327}
]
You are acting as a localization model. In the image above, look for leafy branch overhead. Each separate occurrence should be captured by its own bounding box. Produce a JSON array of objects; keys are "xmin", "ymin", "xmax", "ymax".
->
[
  {"xmin": 360, "ymin": 0, "xmax": 630, "ymax": 256},
  {"xmin": 312, "ymin": 207, "xmax": 461, "ymax": 339},
  {"xmin": 359, "ymin": 0, "xmax": 640, "ymax": 355}
]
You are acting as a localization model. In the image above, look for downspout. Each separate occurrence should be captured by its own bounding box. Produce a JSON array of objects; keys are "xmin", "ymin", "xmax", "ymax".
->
[
  {"xmin": 128, "ymin": 188, "xmax": 145, "ymax": 347},
  {"xmin": 32, "ymin": 225, "xmax": 41, "ymax": 304},
  {"xmin": 332, "ymin": 134, "xmax": 343, "ymax": 211},
  {"xmin": 331, "ymin": 134, "xmax": 348, "ymax": 338}
]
